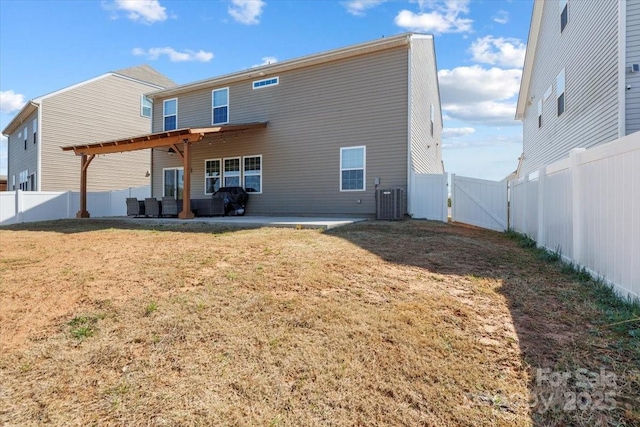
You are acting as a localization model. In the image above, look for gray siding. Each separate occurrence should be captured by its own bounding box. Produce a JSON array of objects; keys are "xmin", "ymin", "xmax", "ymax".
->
[
  {"xmin": 521, "ymin": 0, "xmax": 620, "ymax": 176},
  {"xmin": 6, "ymin": 109, "xmax": 38, "ymax": 190},
  {"xmin": 152, "ymin": 46, "xmax": 411, "ymax": 216},
  {"xmin": 626, "ymin": 0, "xmax": 640, "ymax": 135},
  {"xmin": 409, "ymin": 36, "xmax": 443, "ymax": 174},
  {"xmin": 41, "ymin": 74, "xmax": 156, "ymax": 191}
]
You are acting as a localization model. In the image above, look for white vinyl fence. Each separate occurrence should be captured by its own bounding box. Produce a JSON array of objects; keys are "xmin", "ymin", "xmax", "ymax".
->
[
  {"xmin": 410, "ymin": 172, "xmax": 448, "ymax": 222},
  {"xmin": 0, "ymin": 186, "xmax": 150, "ymax": 226},
  {"xmin": 510, "ymin": 132, "xmax": 640, "ymax": 300},
  {"xmin": 451, "ymin": 174, "xmax": 508, "ymax": 232}
]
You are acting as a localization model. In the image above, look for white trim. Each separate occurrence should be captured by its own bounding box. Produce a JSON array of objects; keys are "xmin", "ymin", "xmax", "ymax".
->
[
  {"xmin": 162, "ymin": 167, "xmax": 184, "ymax": 198},
  {"xmin": 252, "ymin": 76, "xmax": 279, "ymax": 90},
  {"xmin": 516, "ymin": 0, "xmax": 544, "ymax": 119},
  {"xmin": 223, "ymin": 157, "xmax": 241, "ymax": 187},
  {"xmin": 339, "ymin": 146, "xmax": 366, "ymax": 192},
  {"xmin": 36, "ymin": 106, "xmax": 42, "ymax": 190},
  {"xmin": 163, "ymin": 98, "xmax": 178, "ymax": 131},
  {"xmin": 212, "ymin": 87, "xmax": 229, "ymax": 125},
  {"xmin": 204, "ymin": 158, "xmax": 221, "ymax": 195},
  {"xmin": 407, "ymin": 43, "xmax": 414, "ymax": 214},
  {"xmin": 618, "ymin": 0, "xmax": 626, "ymax": 137},
  {"xmin": 242, "ymin": 154, "xmax": 262, "ymax": 194}
]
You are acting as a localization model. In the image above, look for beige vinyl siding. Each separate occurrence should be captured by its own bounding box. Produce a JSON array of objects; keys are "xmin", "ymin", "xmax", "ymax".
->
[
  {"xmin": 626, "ymin": 0, "xmax": 640, "ymax": 135},
  {"xmin": 152, "ymin": 46, "xmax": 410, "ymax": 216},
  {"xmin": 41, "ymin": 74, "xmax": 156, "ymax": 191},
  {"xmin": 6, "ymin": 109, "xmax": 38, "ymax": 190},
  {"xmin": 521, "ymin": 0, "xmax": 619, "ymax": 176},
  {"xmin": 409, "ymin": 35, "xmax": 443, "ymax": 174}
]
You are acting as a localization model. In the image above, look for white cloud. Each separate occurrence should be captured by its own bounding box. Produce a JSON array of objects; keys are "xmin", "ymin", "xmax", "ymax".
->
[
  {"xmin": 343, "ymin": 0, "xmax": 386, "ymax": 16},
  {"xmin": 438, "ymin": 66, "xmax": 521, "ymax": 126},
  {"xmin": 395, "ymin": 0, "xmax": 472, "ymax": 34},
  {"xmin": 253, "ymin": 56, "xmax": 278, "ymax": 67},
  {"xmin": 132, "ymin": 47, "xmax": 214, "ymax": 62},
  {"xmin": 493, "ymin": 10, "xmax": 509, "ymax": 25},
  {"xmin": 228, "ymin": 0, "xmax": 265, "ymax": 25},
  {"xmin": 104, "ymin": 0, "xmax": 168, "ymax": 24},
  {"xmin": 469, "ymin": 36, "xmax": 526, "ymax": 68},
  {"xmin": 443, "ymin": 101, "xmax": 519, "ymax": 126},
  {"xmin": 442, "ymin": 127, "xmax": 475, "ymax": 139},
  {"xmin": 438, "ymin": 66, "xmax": 521, "ymax": 104},
  {"xmin": 0, "ymin": 90, "xmax": 26, "ymax": 113}
]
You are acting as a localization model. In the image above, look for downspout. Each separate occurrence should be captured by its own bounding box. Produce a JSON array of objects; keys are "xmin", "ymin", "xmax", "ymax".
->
[
  {"xmin": 406, "ymin": 35, "xmax": 414, "ymax": 217},
  {"xmin": 618, "ymin": 0, "xmax": 626, "ymax": 138}
]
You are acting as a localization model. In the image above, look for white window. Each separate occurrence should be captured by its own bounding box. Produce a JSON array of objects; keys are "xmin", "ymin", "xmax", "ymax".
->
[
  {"xmin": 560, "ymin": 0, "xmax": 568, "ymax": 32},
  {"xmin": 537, "ymin": 99, "xmax": 543, "ymax": 128},
  {"xmin": 224, "ymin": 157, "xmax": 241, "ymax": 187},
  {"xmin": 252, "ymin": 77, "xmax": 279, "ymax": 90},
  {"xmin": 243, "ymin": 155, "xmax": 262, "ymax": 193},
  {"xmin": 163, "ymin": 167, "xmax": 184, "ymax": 199},
  {"xmin": 141, "ymin": 95, "xmax": 152, "ymax": 118},
  {"xmin": 212, "ymin": 88, "xmax": 229, "ymax": 125},
  {"xmin": 557, "ymin": 69, "xmax": 566, "ymax": 116},
  {"xmin": 32, "ymin": 119, "xmax": 37, "ymax": 144},
  {"xmin": 19, "ymin": 170, "xmax": 28, "ymax": 190},
  {"xmin": 430, "ymin": 103, "xmax": 435, "ymax": 136},
  {"xmin": 163, "ymin": 98, "xmax": 177, "ymax": 131},
  {"xmin": 24, "ymin": 127, "xmax": 28, "ymax": 150},
  {"xmin": 340, "ymin": 146, "xmax": 365, "ymax": 191},
  {"xmin": 12, "ymin": 175, "xmax": 15, "ymax": 190},
  {"xmin": 204, "ymin": 159, "xmax": 221, "ymax": 194}
]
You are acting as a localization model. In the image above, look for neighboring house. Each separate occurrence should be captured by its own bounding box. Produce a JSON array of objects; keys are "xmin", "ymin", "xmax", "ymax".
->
[
  {"xmin": 144, "ymin": 33, "xmax": 443, "ymax": 216},
  {"xmin": 0, "ymin": 175, "xmax": 6, "ymax": 191},
  {"xmin": 2, "ymin": 65, "xmax": 175, "ymax": 192},
  {"xmin": 515, "ymin": 0, "xmax": 640, "ymax": 177}
]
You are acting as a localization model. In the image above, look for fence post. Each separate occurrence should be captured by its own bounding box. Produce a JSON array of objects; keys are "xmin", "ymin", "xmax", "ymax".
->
[
  {"xmin": 442, "ymin": 173, "xmax": 448, "ymax": 222},
  {"xmin": 14, "ymin": 190, "xmax": 21, "ymax": 224},
  {"xmin": 537, "ymin": 166, "xmax": 546, "ymax": 248},
  {"xmin": 450, "ymin": 174, "xmax": 456, "ymax": 222},
  {"xmin": 522, "ymin": 174, "xmax": 529, "ymax": 237},
  {"xmin": 570, "ymin": 148, "xmax": 586, "ymax": 266}
]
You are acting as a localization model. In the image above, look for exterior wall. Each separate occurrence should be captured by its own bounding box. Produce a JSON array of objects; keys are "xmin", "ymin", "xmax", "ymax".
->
[
  {"xmin": 626, "ymin": 0, "xmax": 640, "ymax": 135},
  {"xmin": 6, "ymin": 109, "xmax": 38, "ymax": 191},
  {"xmin": 409, "ymin": 35, "xmax": 443, "ymax": 175},
  {"xmin": 521, "ymin": 0, "xmax": 620, "ymax": 176},
  {"xmin": 152, "ymin": 46, "xmax": 411, "ymax": 216},
  {"xmin": 40, "ymin": 74, "xmax": 156, "ymax": 191}
]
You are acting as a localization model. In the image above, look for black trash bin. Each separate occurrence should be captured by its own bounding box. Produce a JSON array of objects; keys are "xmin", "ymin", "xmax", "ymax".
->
[{"xmin": 212, "ymin": 187, "xmax": 249, "ymax": 216}]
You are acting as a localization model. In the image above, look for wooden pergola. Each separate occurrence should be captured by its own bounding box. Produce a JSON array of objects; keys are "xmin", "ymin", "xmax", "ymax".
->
[{"xmin": 61, "ymin": 122, "xmax": 268, "ymax": 219}]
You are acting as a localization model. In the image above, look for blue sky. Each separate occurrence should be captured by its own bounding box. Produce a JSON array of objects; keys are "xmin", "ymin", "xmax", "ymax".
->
[{"xmin": 0, "ymin": 0, "xmax": 533, "ymax": 181}]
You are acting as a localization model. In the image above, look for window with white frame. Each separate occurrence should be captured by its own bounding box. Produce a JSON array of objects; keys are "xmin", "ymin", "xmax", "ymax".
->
[
  {"xmin": 559, "ymin": 0, "xmax": 568, "ymax": 32},
  {"xmin": 212, "ymin": 88, "xmax": 229, "ymax": 125},
  {"xmin": 340, "ymin": 146, "xmax": 365, "ymax": 191},
  {"xmin": 430, "ymin": 103, "xmax": 435, "ymax": 136},
  {"xmin": 12, "ymin": 175, "xmax": 15, "ymax": 190},
  {"xmin": 19, "ymin": 170, "xmax": 28, "ymax": 190},
  {"xmin": 163, "ymin": 98, "xmax": 177, "ymax": 131},
  {"xmin": 224, "ymin": 158, "xmax": 241, "ymax": 187},
  {"xmin": 252, "ymin": 77, "xmax": 279, "ymax": 90},
  {"xmin": 163, "ymin": 167, "xmax": 184, "ymax": 199},
  {"xmin": 32, "ymin": 119, "xmax": 37, "ymax": 144},
  {"xmin": 537, "ymin": 99, "xmax": 543, "ymax": 128},
  {"xmin": 557, "ymin": 69, "xmax": 566, "ymax": 116},
  {"xmin": 204, "ymin": 159, "xmax": 221, "ymax": 194},
  {"xmin": 141, "ymin": 95, "xmax": 152, "ymax": 118},
  {"xmin": 243, "ymin": 155, "xmax": 262, "ymax": 193},
  {"xmin": 23, "ymin": 127, "xmax": 27, "ymax": 150}
]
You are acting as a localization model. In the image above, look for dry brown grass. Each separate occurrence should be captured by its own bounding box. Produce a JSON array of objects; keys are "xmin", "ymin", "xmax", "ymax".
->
[{"xmin": 0, "ymin": 219, "xmax": 637, "ymax": 426}]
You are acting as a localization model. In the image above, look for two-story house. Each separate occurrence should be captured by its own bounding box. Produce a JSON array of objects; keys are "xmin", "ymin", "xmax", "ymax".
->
[
  {"xmin": 515, "ymin": 0, "xmax": 640, "ymax": 176},
  {"xmin": 2, "ymin": 65, "xmax": 175, "ymax": 192}
]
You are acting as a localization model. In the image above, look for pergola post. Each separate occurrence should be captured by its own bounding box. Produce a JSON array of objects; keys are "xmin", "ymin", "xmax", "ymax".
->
[
  {"xmin": 76, "ymin": 154, "xmax": 95, "ymax": 218},
  {"xmin": 178, "ymin": 139, "xmax": 194, "ymax": 219}
]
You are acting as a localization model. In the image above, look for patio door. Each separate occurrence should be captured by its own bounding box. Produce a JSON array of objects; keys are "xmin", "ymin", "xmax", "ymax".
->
[{"xmin": 163, "ymin": 168, "xmax": 184, "ymax": 200}]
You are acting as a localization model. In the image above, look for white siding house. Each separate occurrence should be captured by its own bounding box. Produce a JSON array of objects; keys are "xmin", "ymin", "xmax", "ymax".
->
[{"xmin": 516, "ymin": 0, "xmax": 640, "ymax": 177}]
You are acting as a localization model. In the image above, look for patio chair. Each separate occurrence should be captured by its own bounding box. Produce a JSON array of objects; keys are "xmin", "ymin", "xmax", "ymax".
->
[
  {"xmin": 144, "ymin": 197, "xmax": 161, "ymax": 218},
  {"xmin": 126, "ymin": 198, "xmax": 145, "ymax": 217},
  {"xmin": 161, "ymin": 197, "xmax": 178, "ymax": 217}
]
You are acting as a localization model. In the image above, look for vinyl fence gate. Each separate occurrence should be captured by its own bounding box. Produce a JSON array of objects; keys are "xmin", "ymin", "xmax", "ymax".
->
[{"xmin": 451, "ymin": 174, "xmax": 508, "ymax": 232}]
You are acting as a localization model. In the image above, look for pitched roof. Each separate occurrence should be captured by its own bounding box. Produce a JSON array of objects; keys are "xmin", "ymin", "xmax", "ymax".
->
[
  {"xmin": 2, "ymin": 65, "xmax": 175, "ymax": 136},
  {"xmin": 114, "ymin": 64, "xmax": 176, "ymax": 89},
  {"xmin": 149, "ymin": 33, "xmax": 427, "ymax": 99}
]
